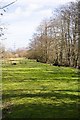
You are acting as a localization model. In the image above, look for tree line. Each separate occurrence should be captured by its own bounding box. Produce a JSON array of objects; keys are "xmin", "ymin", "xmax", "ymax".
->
[{"xmin": 28, "ymin": 1, "xmax": 80, "ymax": 68}]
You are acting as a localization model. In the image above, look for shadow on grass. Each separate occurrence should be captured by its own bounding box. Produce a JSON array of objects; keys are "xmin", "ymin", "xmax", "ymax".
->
[
  {"xmin": 3, "ymin": 89, "xmax": 80, "ymax": 100},
  {"xmin": 47, "ymin": 71, "xmax": 79, "ymax": 77},
  {"xmin": 3, "ymin": 100, "xmax": 79, "ymax": 119},
  {"xmin": 3, "ymin": 89, "xmax": 80, "ymax": 118}
]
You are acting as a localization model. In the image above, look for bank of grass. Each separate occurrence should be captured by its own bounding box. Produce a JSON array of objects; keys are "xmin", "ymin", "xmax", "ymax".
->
[{"xmin": 2, "ymin": 59, "xmax": 80, "ymax": 118}]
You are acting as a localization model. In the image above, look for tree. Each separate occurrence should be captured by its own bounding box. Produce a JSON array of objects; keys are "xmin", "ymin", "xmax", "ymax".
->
[
  {"xmin": 28, "ymin": 1, "xmax": 79, "ymax": 68},
  {"xmin": 78, "ymin": 1, "xmax": 80, "ymax": 68}
]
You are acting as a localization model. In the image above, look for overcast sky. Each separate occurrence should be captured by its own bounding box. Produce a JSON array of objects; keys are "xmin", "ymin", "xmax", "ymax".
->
[{"xmin": 1, "ymin": 0, "xmax": 76, "ymax": 50}]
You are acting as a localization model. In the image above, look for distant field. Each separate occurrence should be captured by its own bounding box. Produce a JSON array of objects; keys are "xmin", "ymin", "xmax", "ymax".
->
[{"xmin": 2, "ymin": 59, "xmax": 80, "ymax": 118}]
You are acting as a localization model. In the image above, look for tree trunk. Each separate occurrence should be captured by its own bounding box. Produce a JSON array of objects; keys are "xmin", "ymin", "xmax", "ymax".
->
[{"xmin": 78, "ymin": 1, "xmax": 80, "ymax": 69}]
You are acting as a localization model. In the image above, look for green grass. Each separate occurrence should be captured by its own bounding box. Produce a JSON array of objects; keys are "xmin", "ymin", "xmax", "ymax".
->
[{"xmin": 2, "ymin": 59, "xmax": 80, "ymax": 118}]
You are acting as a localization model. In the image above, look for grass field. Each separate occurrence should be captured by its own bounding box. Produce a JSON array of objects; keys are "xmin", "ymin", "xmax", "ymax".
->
[{"xmin": 2, "ymin": 59, "xmax": 80, "ymax": 118}]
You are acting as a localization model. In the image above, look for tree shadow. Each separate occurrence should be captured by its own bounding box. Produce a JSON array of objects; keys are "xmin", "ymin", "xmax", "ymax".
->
[
  {"xmin": 3, "ymin": 100, "xmax": 79, "ymax": 119},
  {"xmin": 3, "ymin": 89, "xmax": 80, "ymax": 100},
  {"xmin": 2, "ymin": 89, "xmax": 80, "ymax": 118}
]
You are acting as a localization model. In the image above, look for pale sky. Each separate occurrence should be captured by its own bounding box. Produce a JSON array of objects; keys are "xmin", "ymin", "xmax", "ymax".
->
[{"xmin": 1, "ymin": 0, "xmax": 76, "ymax": 50}]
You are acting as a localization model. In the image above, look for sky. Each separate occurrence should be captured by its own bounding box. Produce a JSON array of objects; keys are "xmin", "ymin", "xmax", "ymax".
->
[{"xmin": 1, "ymin": 0, "xmax": 76, "ymax": 50}]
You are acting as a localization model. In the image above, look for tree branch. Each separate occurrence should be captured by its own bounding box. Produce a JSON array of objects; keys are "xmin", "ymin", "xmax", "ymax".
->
[{"xmin": 0, "ymin": 0, "xmax": 17, "ymax": 9}]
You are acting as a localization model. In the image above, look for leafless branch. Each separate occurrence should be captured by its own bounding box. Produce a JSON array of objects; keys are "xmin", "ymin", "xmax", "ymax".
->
[{"xmin": 0, "ymin": 0, "xmax": 17, "ymax": 9}]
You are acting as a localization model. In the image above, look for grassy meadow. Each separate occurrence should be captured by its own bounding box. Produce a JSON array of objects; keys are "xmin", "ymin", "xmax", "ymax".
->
[{"xmin": 2, "ymin": 59, "xmax": 80, "ymax": 118}]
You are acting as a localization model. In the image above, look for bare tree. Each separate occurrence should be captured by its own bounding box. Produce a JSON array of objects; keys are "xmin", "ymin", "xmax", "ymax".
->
[
  {"xmin": 78, "ymin": 1, "xmax": 80, "ymax": 68},
  {"xmin": 28, "ymin": 1, "xmax": 79, "ymax": 68}
]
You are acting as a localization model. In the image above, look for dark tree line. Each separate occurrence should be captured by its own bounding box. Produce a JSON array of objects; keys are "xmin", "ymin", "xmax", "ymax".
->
[{"xmin": 28, "ymin": 1, "xmax": 80, "ymax": 68}]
